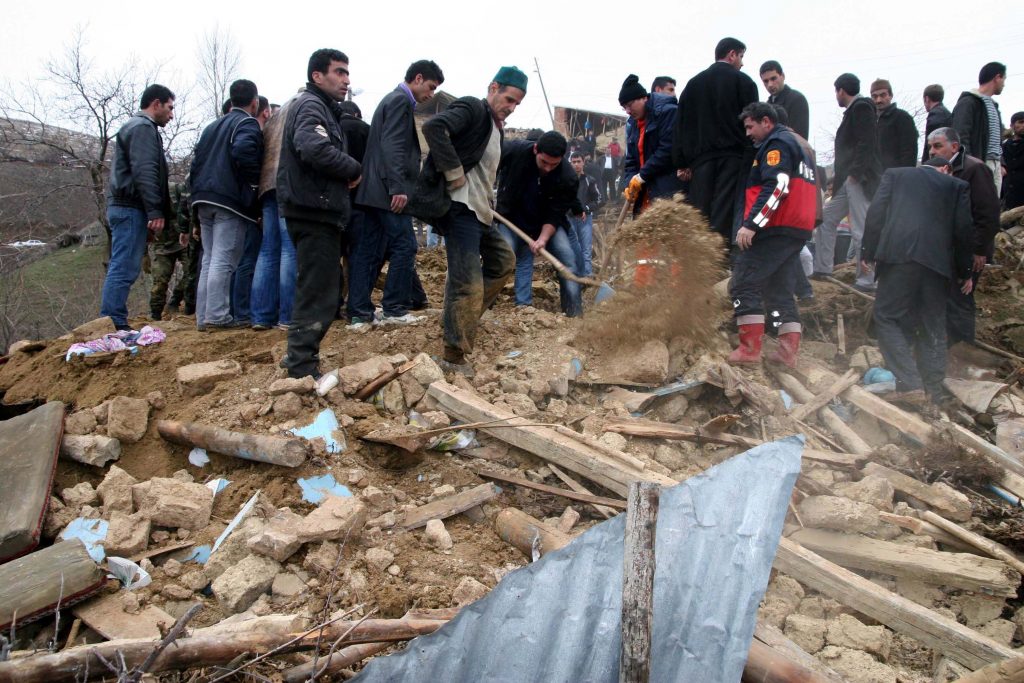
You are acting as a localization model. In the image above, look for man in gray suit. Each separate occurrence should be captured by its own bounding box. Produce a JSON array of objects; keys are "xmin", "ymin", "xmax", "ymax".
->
[{"xmin": 349, "ymin": 60, "xmax": 444, "ymax": 329}]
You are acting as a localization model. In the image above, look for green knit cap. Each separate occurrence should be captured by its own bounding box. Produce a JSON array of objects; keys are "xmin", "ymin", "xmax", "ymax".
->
[{"xmin": 492, "ymin": 66, "xmax": 528, "ymax": 93}]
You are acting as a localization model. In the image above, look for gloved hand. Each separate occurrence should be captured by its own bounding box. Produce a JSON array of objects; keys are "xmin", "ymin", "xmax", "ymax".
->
[{"xmin": 623, "ymin": 175, "xmax": 644, "ymax": 203}]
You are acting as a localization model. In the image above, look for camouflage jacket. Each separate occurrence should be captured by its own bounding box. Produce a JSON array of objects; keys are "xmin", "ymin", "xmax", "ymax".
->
[{"xmin": 153, "ymin": 182, "xmax": 192, "ymax": 255}]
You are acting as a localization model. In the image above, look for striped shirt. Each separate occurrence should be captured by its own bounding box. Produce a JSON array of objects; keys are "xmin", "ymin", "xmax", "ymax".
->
[{"xmin": 982, "ymin": 94, "xmax": 1002, "ymax": 160}]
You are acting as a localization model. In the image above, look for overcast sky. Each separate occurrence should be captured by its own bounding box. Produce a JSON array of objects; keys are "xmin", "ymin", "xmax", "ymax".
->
[{"xmin": 2, "ymin": 0, "xmax": 1022, "ymax": 159}]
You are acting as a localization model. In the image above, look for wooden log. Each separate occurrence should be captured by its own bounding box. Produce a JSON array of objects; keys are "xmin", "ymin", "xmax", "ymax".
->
[
  {"xmin": 494, "ymin": 508, "xmax": 573, "ymax": 559},
  {"xmin": 836, "ymin": 314, "xmax": 846, "ymax": 356},
  {"xmin": 744, "ymin": 637, "xmax": 837, "ymax": 683},
  {"xmin": 353, "ymin": 357, "xmax": 421, "ymax": 401},
  {"xmin": 750, "ymin": 623, "xmax": 845, "ymax": 683},
  {"xmin": 919, "ymin": 510, "xmax": 1024, "ymax": 575},
  {"xmin": 773, "ymin": 371, "xmax": 872, "ymax": 456},
  {"xmin": 0, "ymin": 618, "xmax": 445, "ymax": 683},
  {"xmin": 473, "ymin": 468, "xmax": 626, "ymax": 510},
  {"xmin": 788, "ymin": 528, "xmax": 1020, "ymax": 596},
  {"xmin": 549, "ymin": 464, "xmax": 617, "ymax": 519},
  {"xmin": 877, "ymin": 512, "xmax": 975, "ymax": 552},
  {"xmin": 774, "ymin": 537, "xmax": 1017, "ymax": 670},
  {"xmin": 427, "ymin": 381, "xmax": 675, "ymax": 497},
  {"xmin": 825, "ymin": 276, "xmax": 876, "ymax": 302},
  {"xmin": 789, "ymin": 369, "xmax": 861, "ymax": 423},
  {"xmin": 952, "ymin": 656, "xmax": 1024, "ymax": 682},
  {"xmin": 1001, "ymin": 205, "xmax": 1024, "ymax": 227},
  {"xmin": 400, "ymin": 483, "xmax": 501, "ymax": 531},
  {"xmin": 156, "ymin": 420, "xmax": 309, "ymax": 467},
  {"xmin": 620, "ymin": 482, "xmax": 659, "ymax": 683},
  {"xmin": 863, "ymin": 462, "xmax": 973, "ymax": 521}
]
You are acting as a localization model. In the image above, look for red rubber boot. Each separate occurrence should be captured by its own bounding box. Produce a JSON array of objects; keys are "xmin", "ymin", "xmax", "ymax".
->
[
  {"xmin": 767, "ymin": 332, "xmax": 801, "ymax": 368},
  {"xmin": 728, "ymin": 323, "xmax": 764, "ymax": 365}
]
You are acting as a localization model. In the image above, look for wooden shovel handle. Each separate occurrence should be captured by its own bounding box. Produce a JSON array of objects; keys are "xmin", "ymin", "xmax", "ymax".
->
[{"xmin": 491, "ymin": 211, "xmax": 602, "ymax": 287}]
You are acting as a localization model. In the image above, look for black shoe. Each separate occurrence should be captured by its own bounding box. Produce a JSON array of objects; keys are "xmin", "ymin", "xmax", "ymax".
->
[
  {"xmin": 409, "ymin": 300, "xmax": 429, "ymax": 311},
  {"xmin": 809, "ymin": 272, "xmax": 830, "ymax": 281}
]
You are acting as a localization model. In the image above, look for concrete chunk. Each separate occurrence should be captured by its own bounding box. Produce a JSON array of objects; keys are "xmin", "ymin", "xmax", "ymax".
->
[
  {"xmin": 825, "ymin": 613, "xmax": 891, "ymax": 660},
  {"xmin": 105, "ymin": 396, "xmax": 150, "ymax": 443},
  {"xmin": 338, "ymin": 356, "xmax": 393, "ymax": 395},
  {"xmin": 296, "ymin": 495, "xmax": 366, "ymax": 543},
  {"xmin": 103, "ymin": 512, "xmax": 150, "ymax": 556},
  {"xmin": 145, "ymin": 478, "xmax": 213, "ymax": 530},
  {"xmin": 61, "ymin": 482, "xmax": 98, "ymax": 508},
  {"xmin": 247, "ymin": 509, "xmax": 303, "ymax": 562},
  {"xmin": 211, "ymin": 553, "xmax": 282, "ymax": 613},
  {"xmin": 424, "ymin": 519, "xmax": 453, "ymax": 551},
  {"xmin": 96, "ymin": 465, "xmax": 138, "ymax": 515},
  {"xmin": 269, "ymin": 377, "xmax": 316, "ymax": 395},
  {"xmin": 176, "ymin": 359, "xmax": 243, "ymax": 396},
  {"xmin": 798, "ymin": 495, "xmax": 886, "ymax": 536},
  {"xmin": 61, "ymin": 434, "xmax": 121, "ymax": 467},
  {"xmin": 64, "ymin": 410, "xmax": 97, "ymax": 436}
]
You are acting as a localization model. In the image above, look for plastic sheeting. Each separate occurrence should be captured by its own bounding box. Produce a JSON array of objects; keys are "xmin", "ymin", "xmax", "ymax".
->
[{"xmin": 355, "ymin": 436, "xmax": 803, "ymax": 683}]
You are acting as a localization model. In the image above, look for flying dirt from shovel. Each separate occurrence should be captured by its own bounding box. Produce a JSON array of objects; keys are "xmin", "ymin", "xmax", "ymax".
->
[{"xmin": 579, "ymin": 198, "xmax": 728, "ymax": 352}]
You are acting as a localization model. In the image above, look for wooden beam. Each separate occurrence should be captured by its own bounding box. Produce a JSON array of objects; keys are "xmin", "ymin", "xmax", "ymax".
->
[
  {"xmin": 788, "ymin": 528, "xmax": 1020, "ymax": 597},
  {"xmin": 549, "ymin": 464, "xmax": 617, "ymax": 519},
  {"xmin": 789, "ymin": 369, "xmax": 861, "ymax": 423},
  {"xmin": 751, "ymin": 623, "xmax": 845, "ymax": 683},
  {"xmin": 494, "ymin": 508, "xmax": 573, "ymax": 559},
  {"xmin": 620, "ymin": 482, "xmax": 659, "ymax": 683},
  {"xmin": 427, "ymin": 381, "xmax": 675, "ymax": 497},
  {"xmin": 836, "ymin": 315, "xmax": 846, "ymax": 356},
  {"xmin": 825, "ymin": 276, "xmax": 876, "ymax": 302},
  {"xmin": 877, "ymin": 512, "xmax": 975, "ymax": 553},
  {"xmin": 400, "ymin": 483, "xmax": 501, "ymax": 531},
  {"xmin": 0, "ymin": 539, "xmax": 105, "ymax": 631},
  {"xmin": 156, "ymin": 420, "xmax": 309, "ymax": 468},
  {"xmin": 862, "ymin": 463, "xmax": 973, "ymax": 522},
  {"xmin": 774, "ymin": 537, "xmax": 1017, "ymax": 670},
  {"xmin": 919, "ymin": 510, "xmax": 1024, "ymax": 576},
  {"xmin": 773, "ymin": 370, "xmax": 872, "ymax": 456},
  {"xmin": 473, "ymin": 468, "xmax": 626, "ymax": 510}
]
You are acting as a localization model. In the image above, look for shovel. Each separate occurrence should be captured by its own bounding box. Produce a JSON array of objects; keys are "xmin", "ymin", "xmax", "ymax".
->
[{"xmin": 492, "ymin": 210, "xmax": 616, "ymax": 303}]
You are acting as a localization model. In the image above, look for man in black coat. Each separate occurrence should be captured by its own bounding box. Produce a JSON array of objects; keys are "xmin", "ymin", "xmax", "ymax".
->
[
  {"xmin": 922, "ymin": 84, "xmax": 953, "ymax": 164},
  {"xmin": 871, "ymin": 79, "xmax": 918, "ymax": 171},
  {"xmin": 348, "ymin": 60, "xmax": 444, "ymax": 329},
  {"xmin": 1003, "ymin": 112, "xmax": 1024, "ymax": 210},
  {"xmin": 276, "ymin": 49, "xmax": 363, "ymax": 380},
  {"xmin": 927, "ymin": 127, "xmax": 1001, "ymax": 345},
  {"xmin": 760, "ymin": 60, "xmax": 809, "ymax": 139},
  {"xmin": 812, "ymin": 73, "xmax": 882, "ymax": 293},
  {"xmin": 952, "ymin": 62, "xmax": 1007, "ymax": 193},
  {"xmin": 672, "ymin": 37, "xmax": 759, "ymax": 240},
  {"xmin": 862, "ymin": 158, "xmax": 973, "ymax": 404}
]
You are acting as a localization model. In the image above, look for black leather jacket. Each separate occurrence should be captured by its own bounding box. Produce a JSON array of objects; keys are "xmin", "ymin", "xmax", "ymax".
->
[{"xmin": 106, "ymin": 113, "xmax": 170, "ymax": 219}]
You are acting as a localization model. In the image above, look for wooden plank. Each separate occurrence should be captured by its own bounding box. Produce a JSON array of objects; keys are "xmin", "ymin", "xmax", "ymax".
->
[
  {"xmin": 773, "ymin": 370, "xmax": 872, "ymax": 456},
  {"xmin": 788, "ymin": 528, "xmax": 1020, "ymax": 597},
  {"xmin": 400, "ymin": 483, "xmax": 501, "ymax": 531},
  {"xmin": 473, "ymin": 468, "xmax": 626, "ymax": 510},
  {"xmin": 130, "ymin": 540, "xmax": 195, "ymax": 563},
  {"xmin": 549, "ymin": 464, "xmax": 617, "ymax": 519},
  {"xmin": 0, "ymin": 539, "xmax": 105, "ymax": 631},
  {"xmin": 0, "ymin": 401, "xmax": 64, "ymax": 562},
  {"xmin": 836, "ymin": 315, "xmax": 846, "ymax": 356},
  {"xmin": 774, "ymin": 537, "xmax": 1018, "ymax": 670},
  {"xmin": 919, "ymin": 510, "xmax": 1024, "ymax": 576},
  {"xmin": 73, "ymin": 592, "xmax": 176, "ymax": 640},
  {"xmin": 752, "ymin": 623, "xmax": 845, "ymax": 683},
  {"xmin": 427, "ymin": 381, "xmax": 675, "ymax": 496},
  {"xmin": 950, "ymin": 423, "xmax": 1024, "ymax": 480},
  {"xmin": 620, "ymin": 482, "xmax": 659, "ymax": 683},
  {"xmin": 825, "ymin": 276, "xmax": 875, "ymax": 302},
  {"xmin": 789, "ymin": 369, "xmax": 861, "ymax": 423},
  {"xmin": 863, "ymin": 462, "xmax": 973, "ymax": 521},
  {"xmin": 877, "ymin": 512, "xmax": 975, "ymax": 553}
]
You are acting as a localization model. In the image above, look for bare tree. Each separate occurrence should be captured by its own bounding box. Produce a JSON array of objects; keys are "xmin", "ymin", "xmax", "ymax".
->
[{"xmin": 195, "ymin": 24, "xmax": 241, "ymax": 120}]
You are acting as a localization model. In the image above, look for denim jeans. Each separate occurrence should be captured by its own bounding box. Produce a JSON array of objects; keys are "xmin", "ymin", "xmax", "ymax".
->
[
  {"xmin": 100, "ymin": 204, "xmax": 149, "ymax": 328},
  {"xmin": 251, "ymin": 196, "xmax": 297, "ymax": 326},
  {"xmin": 498, "ymin": 224, "xmax": 583, "ymax": 317},
  {"xmin": 567, "ymin": 213, "xmax": 594, "ymax": 276},
  {"xmin": 348, "ymin": 206, "xmax": 419, "ymax": 319},
  {"xmin": 196, "ymin": 205, "xmax": 250, "ymax": 327},
  {"xmin": 230, "ymin": 222, "xmax": 262, "ymax": 324},
  {"xmin": 345, "ymin": 208, "xmax": 376, "ymax": 321}
]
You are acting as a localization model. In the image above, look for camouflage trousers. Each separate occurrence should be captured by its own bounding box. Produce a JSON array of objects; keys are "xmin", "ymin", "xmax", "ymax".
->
[{"xmin": 149, "ymin": 242, "xmax": 198, "ymax": 317}]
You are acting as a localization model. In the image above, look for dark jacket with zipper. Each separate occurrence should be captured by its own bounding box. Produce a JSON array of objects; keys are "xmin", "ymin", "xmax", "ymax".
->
[
  {"xmin": 107, "ymin": 113, "xmax": 171, "ymax": 219},
  {"xmin": 672, "ymin": 61, "xmax": 759, "ymax": 169},
  {"xmin": 622, "ymin": 93, "xmax": 685, "ymax": 201},
  {"xmin": 952, "ymin": 90, "xmax": 1002, "ymax": 160},
  {"xmin": 876, "ymin": 104, "xmax": 918, "ymax": 170},
  {"xmin": 496, "ymin": 139, "xmax": 578, "ymax": 238},
  {"xmin": 276, "ymin": 84, "xmax": 363, "ymax": 228},
  {"xmin": 189, "ymin": 108, "xmax": 264, "ymax": 221},
  {"xmin": 355, "ymin": 85, "xmax": 420, "ymax": 211},
  {"xmin": 834, "ymin": 96, "xmax": 882, "ymax": 198},
  {"xmin": 922, "ymin": 103, "xmax": 953, "ymax": 163},
  {"xmin": 768, "ymin": 85, "xmax": 810, "ymax": 140},
  {"xmin": 741, "ymin": 125, "xmax": 817, "ymax": 241},
  {"xmin": 951, "ymin": 151, "xmax": 1001, "ymax": 255}
]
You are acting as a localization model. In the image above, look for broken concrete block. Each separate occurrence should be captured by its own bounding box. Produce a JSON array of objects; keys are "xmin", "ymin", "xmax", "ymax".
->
[
  {"xmin": 825, "ymin": 614, "xmax": 891, "ymax": 660},
  {"xmin": 980, "ymin": 618, "xmax": 1016, "ymax": 646},
  {"xmin": 953, "ymin": 592, "xmax": 1006, "ymax": 627},
  {"xmin": 211, "ymin": 553, "xmax": 282, "ymax": 613},
  {"xmin": 834, "ymin": 475, "xmax": 895, "ymax": 512},
  {"xmin": 43, "ymin": 497, "xmax": 76, "ymax": 538},
  {"xmin": 604, "ymin": 340, "xmax": 669, "ymax": 384},
  {"xmin": 364, "ymin": 547, "xmax": 395, "ymax": 572},
  {"xmin": 424, "ymin": 519, "xmax": 453, "ymax": 551},
  {"xmin": 783, "ymin": 614, "xmax": 827, "ymax": 655},
  {"xmin": 399, "ymin": 353, "xmax": 446, "ymax": 406},
  {"xmin": 381, "ymin": 380, "xmax": 406, "ymax": 415},
  {"xmin": 362, "ymin": 486, "xmax": 389, "ymax": 507},
  {"xmin": 817, "ymin": 646, "xmax": 897, "ymax": 683},
  {"xmin": 61, "ymin": 434, "xmax": 121, "ymax": 467},
  {"xmin": 161, "ymin": 584, "xmax": 193, "ymax": 600},
  {"xmin": 798, "ymin": 495, "xmax": 886, "ymax": 536},
  {"xmin": 894, "ymin": 578, "xmax": 943, "ymax": 608},
  {"xmin": 145, "ymin": 478, "xmax": 213, "ymax": 530},
  {"xmin": 296, "ymin": 496, "xmax": 367, "ymax": 543},
  {"xmin": 248, "ymin": 509, "xmax": 303, "ymax": 562},
  {"xmin": 303, "ymin": 541, "xmax": 340, "ymax": 575},
  {"xmin": 272, "ymin": 572, "xmax": 306, "ymax": 598},
  {"xmin": 205, "ymin": 516, "xmax": 265, "ymax": 580},
  {"xmin": 96, "ymin": 465, "xmax": 138, "ymax": 515},
  {"xmin": 338, "ymin": 356, "xmax": 393, "ymax": 395},
  {"xmin": 269, "ymin": 377, "xmax": 316, "ymax": 396},
  {"xmin": 496, "ymin": 393, "xmax": 537, "ymax": 417},
  {"xmin": 451, "ymin": 576, "xmax": 489, "ymax": 606},
  {"xmin": 105, "ymin": 396, "xmax": 150, "ymax": 443},
  {"xmin": 102, "ymin": 512, "xmax": 150, "ymax": 557},
  {"xmin": 759, "ymin": 574, "xmax": 805, "ymax": 629},
  {"xmin": 368, "ymin": 511, "xmax": 397, "ymax": 529},
  {"xmin": 64, "ymin": 410, "xmax": 97, "ymax": 436},
  {"xmin": 61, "ymin": 482, "xmax": 98, "ymax": 508},
  {"xmin": 179, "ymin": 569, "xmax": 209, "ymax": 592},
  {"xmin": 176, "ymin": 359, "xmax": 243, "ymax": 397},
  {"xmin": 419, "ymin": 411, "xmax": 451, "ymax": 429},
  {"xmin": 272, "ymin": 392, "xmax": 303, "ymax": 420},
  {"xmin": 146, "ymin": 391, "xmax": 166, "ymax": 410}
]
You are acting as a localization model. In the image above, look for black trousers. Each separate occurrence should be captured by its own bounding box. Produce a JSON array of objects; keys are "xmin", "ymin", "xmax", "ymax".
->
[
  {"xmin": 729, "ymin": 233, "xmax": 804, "ymax": 330},
  {"xmin": 874, "ymin": 262, "xmax": 948, "ymax": 395},
  {"xmin": 687, "ymin": 154, "xmax": 746, "ymax": 240},
  {"xmin": 283, "ymin": 218, "xmax": 343, "ymax": 379},
  {"xmin": 946, "ymin": 268, "xmax": 982, "ymax": 345}
]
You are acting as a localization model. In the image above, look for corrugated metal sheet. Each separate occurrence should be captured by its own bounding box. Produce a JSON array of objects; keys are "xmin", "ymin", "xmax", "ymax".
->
[{"xmin": 355, "ymin": 437, "xmax": 803, "ymax": 683}]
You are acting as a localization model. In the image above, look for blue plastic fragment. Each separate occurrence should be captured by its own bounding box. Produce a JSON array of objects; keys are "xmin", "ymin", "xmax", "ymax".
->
[
  {"xmin": 298, "ymin": 474, "xmax": 352, "ymax": 504},
  {"xmin": 506, "ymin": 350, "xmax": 523, "ymax": 359},
  {"xmin": 290, "ymin": 409, "xmax": 346, "ymax": 453},
  {"xmin": 61, "ymin": 518, "xmax": 109, "ymax": 563},
  {"xmin": 863, "ymin": 367, "xmax": 895, "ymax": 385},
  {"xmin": 779, "ymin": 390, "xmax": 793, "ymax": 410},
  {"xmin": 184, "ymin": 545, "xmax": 212, "ymax": 564}
]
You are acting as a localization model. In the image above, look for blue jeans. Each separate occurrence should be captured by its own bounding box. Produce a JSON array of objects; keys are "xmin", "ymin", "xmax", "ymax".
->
[
  {"xmin": 498, "ymin": 224, "xmax": 583, "ymax": 317},
  {"xmin": 100, "ymin": 205, "xmax": 149, "ymax": 328},
  {"xmin": 347, "ymin": 206, "xmax": 419, "ymax": 318},
  {"xmin": 567, "ymin": 213, "xmax": 594, "ymax": 276},
  {"xmin": 345, "ymin": 208, "xmax": 377, "ymax": 321},
  {"xmin": 251, "ymin": 196, "xmax": 297, "ymax": 326},
  {"xmin": 196, "ymin": 205, "xmax": 249, "ymax": 327},
  {"xmin": 230, "ymin": 222, "xmax": 262, "ymax": 324}
]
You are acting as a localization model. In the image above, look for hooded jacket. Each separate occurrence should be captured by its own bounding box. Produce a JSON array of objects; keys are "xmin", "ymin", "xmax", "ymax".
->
[{"xmin": 622, "ymin": 93, "xmax": 685, "ymax": 201}]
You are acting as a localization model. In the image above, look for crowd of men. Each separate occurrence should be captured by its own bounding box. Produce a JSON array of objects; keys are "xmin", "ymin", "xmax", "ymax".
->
[{"xmin": 100, "ymin": 40, "xmax": 1021, "ymax": 405}]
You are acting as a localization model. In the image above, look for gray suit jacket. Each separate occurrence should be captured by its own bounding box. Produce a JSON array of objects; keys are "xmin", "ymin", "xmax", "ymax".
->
[{"xmin": 355, "ymin": 86, "xmax": 420, "ymax": 211}]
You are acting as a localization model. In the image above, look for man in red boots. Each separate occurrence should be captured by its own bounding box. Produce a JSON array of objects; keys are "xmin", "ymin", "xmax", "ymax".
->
[{"xmin": 729, "ymin": 103, "xmax": 817, "ymax": 367}]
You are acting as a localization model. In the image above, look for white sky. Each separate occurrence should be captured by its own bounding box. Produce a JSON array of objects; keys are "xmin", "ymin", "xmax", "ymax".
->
[{"xmin": 2, "ymin": 0, "xmax": 1022, "ymax": 159}]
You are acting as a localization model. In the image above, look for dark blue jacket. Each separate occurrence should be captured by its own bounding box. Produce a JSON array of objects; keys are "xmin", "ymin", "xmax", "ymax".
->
[
  {"xmin": 189, "ymin": 108, "xmax": 264, "ymax": 222},
  {"xmin": 622, "ymin": 93, "xmax": 685, "ymax": 202}
]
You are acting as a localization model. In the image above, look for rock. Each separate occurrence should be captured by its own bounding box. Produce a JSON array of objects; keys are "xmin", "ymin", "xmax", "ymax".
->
[
  {"xmin": 151, "ymin": 530, "xmax": 170, "ymax": 544},
  {"xmin": 432, "ymin": 484, "xmax": 456, "ymax": 499},
  {"xmin": 798, "ymin": 597, "xmax": 848, "ymax": 620},
  {"xmin": 980, "ymin": 618, "xmax": 1016, "ymax": 646},
  {"xmin": 272, "ymin": 572, "xmax": 306, "ymax": 598},
  {"xmin": 419, "ymin": 411, "xmax": 450, "ymax": 429},
  {"xmin": 557, "ymin": 506, "xmax": 581, "ymax": 533},
  {"xmin": 269, "ymin": 377, "xmax": 316, "ymax": 395},
  {"xmin": 834, "ymin": 475, "xmax": 895, "ymax": 512},
  {"xmin": 104, "ymin": 396, "xmax": 150, "ymax": 443},
  {"xmin": 759, "ymin": 575, "xmax": 806, "ymax": 629},
  {"xmin": 424, "ymin": 519, "xmax": 453, "ymax": 551},
  {"xmin": 817, "ymin": 646, "xmax": 897, "ymax": 683},
  {"xmin": 953, "ymin": 593, "xmax": 1006, "ymax": 627},
  {"xmin": 361, "ymin": 486, "xmax": 389, "ymax": 507},
  {"xmin": 96, "ymin": 465, "xmax": 138, "ymax": 515},
  {"xmin": 103, "ymin": 512, "xmax": 150, "ymax": 556},
  {"xmin": 131, "ymin": 482, "xmax": 151, "ymax": 510},
  {"xmin": 145, "ymin": 478, "xmax": 214, "ymax": 530},
  {"xmin": 121, "ymin": 591, "xmax": 141, "ymax": 614},
  {"xmin": 64, "ymin": 410, "xmax": 97, "ymax": 436},
  {"xmin": 146, "ymin": 391, "xmax": 166, "ymax": 410},
  {"xmin": 849, "ymin": 346, "xmax": 885, "ymax": 372},
  {"xmin": 498, "ymin": 393, "xmax": 536, "ymax": 417},
  {"xmin": 211, "ymin": 553, "xmax": 282, "ymax": 613},
  {"xmin": 653, "ymin": 445, "xmax": 688, "ymax": 471},
  {"xmin": 599, "ymin": 432, "xmax": 628, "ymax": 452},
  {"xmin": 546, "ymin": 398, "xmax": 568, "ymax": 418},
  {"xmin": 348, "ymin": 469, "xmax": 369, "ymax": 488},
  {"xmin": 61, "ymin": 482, "xmax": 98, "ymax": 508},
  {"xmin": 303, "ymin": 542, "xmax": 340, "ymax": 575},
  {"xmin": 604, "ymin": 340, "xmax": 669, "ymax": 384},
  {"xmin": 527, "ymin": 379, "xmax": 550, "ymax": 403},
  {"xmin": 161, "ymin": 584, "xmax": 193, "ymax": 600},
  {"xmin": 364, "ymin": 547, "xmax": 395, "ymax": 572},
  {"xmin": 248, "ymin": 509, "xmax": 303, "ymax": 562},
  {"xmin": 367, "ymin": 511, "xmax": 396, "ymax": 529},
  {"xmin": 798, "ymin": 495, "xmax": 886, "ymax": 536},
  {"xmin": 387, "ymin": 564, "xmax": 401, "ymax": 576},
  {"xmin": 79, "ymin": 505, "xmax": 101, "ymax": 519},
  {"xmin": 171, "ymin": 469, "xmax": 193, "ymax": 483},
  {"xmin": 180, "ymin": 569, "xmax": 209, "ymax": 592},
  {"xmin": 338, "ymin": 356, "xmax": 393, "ymax": 395},
  {"xmin": 163, "ymin": 558, "xmax": 183, "ymax": 578},
  {"xmin": 826, "ymin": 614, "xmax": 891, "ymax": 659},
  {"xmin": 177, "ymin": 359, "xmax": 243, "ymax": 396},
  {"xmin": 296, "ymin": 496, "xmax": 367, "ymax": 543},
  {"xmin": 398, "ymin": 353, "xmax": 445, "ymax": 406},
  {"xmin": 43, "ymin": 497, "xmax": 75, "ymax": 538},
  {"xmin": 206, "ymin": 516, "xmax": 267, "ymax": 580},
  {"xmin": 656, "ymin": 395, "xmax": 689, "ymax": 422},
  {"xmin": 71, "ymin": 316, "xmax": 116, "ymax": 341},
  {"xmin": 451, "ymin": 576, "xmax": 489, "ymax": 606},
  {"xmin": 272, "ymin": 392, "xmax": 303, "ymax": 420},
  {"xmin": 783, "ymin": 614, "xmax": 827, "ymax": 654},
  {"xmin": 381, "ymin": 380, "xmax": 406, "ymax": 415},
  {"xmin": 61, "ymin": 434, "xmax": 121, "ymax": 466}
]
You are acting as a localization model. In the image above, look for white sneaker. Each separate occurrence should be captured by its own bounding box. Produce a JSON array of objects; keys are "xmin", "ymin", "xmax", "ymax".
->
[
  {"xmin": 377, "ymin": 313, "xmax": 425, "ymax": 326},
  {"xmin": 346, "ymin": 320, "xmax": 373, "ymax": 333}
]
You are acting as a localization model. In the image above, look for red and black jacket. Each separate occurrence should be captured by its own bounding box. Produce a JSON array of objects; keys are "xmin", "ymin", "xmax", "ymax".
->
[{"xmin": 742, "ymin": 126, "xmax": 816, "ymax": 240}]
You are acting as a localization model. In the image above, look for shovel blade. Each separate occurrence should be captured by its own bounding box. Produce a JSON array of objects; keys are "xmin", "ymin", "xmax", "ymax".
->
[{"xmin": 594, "ymin": 282, "xmax": 616, "ymax": 303}]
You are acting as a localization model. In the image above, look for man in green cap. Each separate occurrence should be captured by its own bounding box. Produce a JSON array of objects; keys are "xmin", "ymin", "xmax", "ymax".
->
[{"xmin": 417, "ymin": 66, "xmax": 526, "ymax": 377}]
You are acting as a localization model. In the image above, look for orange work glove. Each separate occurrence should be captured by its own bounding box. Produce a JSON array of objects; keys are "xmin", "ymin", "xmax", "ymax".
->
[{"xmin": 623, "ymin": 174, "xmax": 645, "ymax": 203}]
